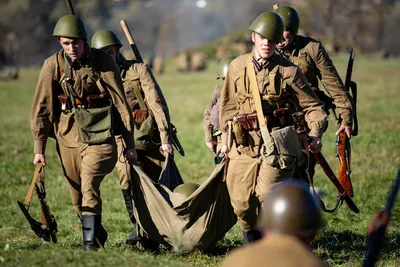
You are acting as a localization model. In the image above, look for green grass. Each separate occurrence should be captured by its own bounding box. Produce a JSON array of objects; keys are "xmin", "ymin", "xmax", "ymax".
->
[{"xmin": 0, "ymin": 55, "xmax": 399, "ymax": 266}]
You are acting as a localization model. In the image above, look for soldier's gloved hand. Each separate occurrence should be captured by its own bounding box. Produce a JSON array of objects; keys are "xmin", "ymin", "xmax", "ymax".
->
[
  {"xmin": 308, "ymin": 136, "xmax": 322, "ymax": 153},
  {"xmin": 220, "ymin": 144, "xmax": 228, "ymax": 158},
  {"xmin": 161, "ymin": 143, "xmax": 174, "ymax": 155},
  {"xmin": 335, "ymin": 125, "xmax": 352, "ymax": 139},
  {"xmin": 33, "ymin": 153, "xmax": 47, "ymax": 166},
  {"xmin": 206, "ymin": 141, "xmax": 217, "ymax": 152},
  {"xmin": 125, "ymin": 148, "xmax": 138, "ymax": 164}
]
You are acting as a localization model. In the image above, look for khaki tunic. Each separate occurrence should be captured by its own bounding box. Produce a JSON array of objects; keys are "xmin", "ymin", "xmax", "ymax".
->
[
  {"xmin": 219, "ymin": 52, "xmax": 327, "ymax": 231},
  {"xmin": 203, "ymin": 84, "xmax": 222, "ymax": 143},
  {"xmin": 279, "ymin": 35, "xmax": 353, "ymax": 126},
  {"xmin": 31, "ymin": 48, "xmax": 134, "ymax": 216},
  {"xmin": 116, "ymin": 55, "xmax": 171, "ymax": 187},
  {"xmin": 220, "ymin": 234, "xmax": 327, "ymax": 267}
]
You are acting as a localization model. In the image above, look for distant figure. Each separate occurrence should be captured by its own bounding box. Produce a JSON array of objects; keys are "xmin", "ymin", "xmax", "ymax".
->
[
  {"xmin": 190, "ymin": 51, "xmax": 207, "ymax": 71},
  {"xmin": 221, "ymin": 179, "xmax": 327, "ymax": 267},
  {"xmin": 176, "ymin": 51, "xmax": 190, "ymax": 72},
  {"xmin": 152, "ymin": 55, "xmax": 165, "ymax": 75}
]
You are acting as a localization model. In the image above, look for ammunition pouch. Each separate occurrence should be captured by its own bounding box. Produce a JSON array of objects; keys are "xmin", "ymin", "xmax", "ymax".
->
[
  {"xmin": 132, "ymin": 109, "xmax": 158, "ymax": 150},
  {"xmin": 232, "ymin": 118, "xmax": 247, "ymax": 146},
  {"xmin": 74, "ymin": 100, "xmax": 113, "ymax": 145},
  {"xmin": 236, "ymin": 112, "xmax": 259, "ymax": 131},
  {"xmin": 261, "ymin": 125, "xmax": 304, "ymax": 169}
]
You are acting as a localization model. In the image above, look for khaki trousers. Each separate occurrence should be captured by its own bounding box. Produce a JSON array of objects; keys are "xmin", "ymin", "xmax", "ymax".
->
[
  {"xmin": 115, "ymin": 135, "xmax": 165, "ymax": 190},
  {"xmin": 226, "ymin": 143, "xmax": 294, "ymax": 232},
  {"xmin": 56, "ymin": 140, "xmax": 117, "ymax": 216}
]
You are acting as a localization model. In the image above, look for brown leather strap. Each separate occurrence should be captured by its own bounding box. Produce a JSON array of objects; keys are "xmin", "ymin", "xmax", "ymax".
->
[{"xmin": 23, "ymin": 163, "xmax": 44, "ymax": 206}]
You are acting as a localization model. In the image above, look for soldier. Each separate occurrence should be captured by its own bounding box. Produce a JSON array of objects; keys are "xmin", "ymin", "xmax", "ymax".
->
[
  {"xmin": 30, "ymin": 15, "xmax": 137, "ymax": 251},
  {"xmin": 190, "ymin": 51, "xmax": 207, "ymax": 71},
  {"xmin": 219, "ymin": 12, "xmax": 327, "ymax": 244},
  {"xmin": 152, "ymin": 55, "xmax": 165, "ymax": 75},
  {"xmin": 203, "ymin": 56, "xmax": 235, "ymax": 164},
  {"xmin": 176, "ymin": 51, "xmax": 190, "ymax": 72},
  {"xmin": 220, "ymin": 179, "xmax": 327, "ymax": 267},
  {"xmin": 91, "ymin": 29, "xmax": 173, "ymax": 246},
  {"xmin": 274, "ymin": 6, "xmax": 354, "ymax": 179}
]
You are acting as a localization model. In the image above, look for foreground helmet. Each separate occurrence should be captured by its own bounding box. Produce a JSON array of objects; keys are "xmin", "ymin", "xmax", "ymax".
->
[
  {"xmin": 91, "ymin": 29, "xmax": 123, "ymax": 49},
  {"xmin": 260, "ymin": 179, "xmax": 324, "ymax": 237},
  {"xmin": 173, "ymin": 183, "xmax": 200, "ymax": 198},
  {"xmin": 53, "ymin": 15, "xmax": 88, "ymax": 40},
  {"xmin": 217, "ymin": 56, "xmax": 236, "ymax": 80},
  {"xmin": 249, "ymin": 12, "xmax": 284, "ymax": 42},
  {"xmin": 274, "ymin": 6, "xmax": 300, "ymax": 34}
]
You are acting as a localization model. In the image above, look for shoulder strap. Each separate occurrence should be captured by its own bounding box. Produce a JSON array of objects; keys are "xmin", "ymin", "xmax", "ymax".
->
[
  {"xmin": 133, "ymin": 85, "xmax": 147, "ymax": 110},
  {"xmin": 246, "ymin": 60, "xmax": 273, "ymax": 144},
  {"xmin": 240, "ymin": 55, "xmax": 253, "ymax": 114}
]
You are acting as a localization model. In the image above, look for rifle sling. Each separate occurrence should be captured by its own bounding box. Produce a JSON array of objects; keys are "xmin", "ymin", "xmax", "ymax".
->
[
  {"xmin": 23, "ymin": 163, "xmax": 44, "ymax": 206},
  {"xmin": 133, "ymin": 85, "xmax": 147, "ymax": 110}
]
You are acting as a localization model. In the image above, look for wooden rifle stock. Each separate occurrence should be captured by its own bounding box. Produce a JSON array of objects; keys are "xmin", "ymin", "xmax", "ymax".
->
[
  {"xmin": 312, "ymin": 150, "xmax": 360, "ymax": 214},
  {"xmin": 336, "ymin": 132, "xmax": 354, "ymax": 196},
  {"xmin": 120, "ymin": 20, "xmax": 143, "ymax": 63}
]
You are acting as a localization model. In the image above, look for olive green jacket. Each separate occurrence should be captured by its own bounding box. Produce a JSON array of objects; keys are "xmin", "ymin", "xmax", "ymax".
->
[
  {"xmin": 219, "ymin": 52, "xmax": 327, "ymax": 142},
  {"xmin": 118, "ymin": 55, "xmax": 171, "ymax": 145},
  {"xmin": 278, "ymin": 35, "xmax": 353, "ymax": 126},
  {"xmin": 31, "ymin": 48, "xmax": 135, "ymax": 154}
]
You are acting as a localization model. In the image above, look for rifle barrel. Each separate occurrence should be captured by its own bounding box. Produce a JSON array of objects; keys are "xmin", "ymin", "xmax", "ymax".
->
[{"xmin": 65, "ymin": 0, "xmax": 75, "ymax": 15}]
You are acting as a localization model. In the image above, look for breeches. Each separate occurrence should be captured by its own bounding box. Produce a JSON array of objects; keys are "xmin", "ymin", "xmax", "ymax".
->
[
  {"xmin": 115, "ymin": 135, "xmax": 165, "ymax": 190},
  {"xmin": 226, "ymin": 144, "xmax": 294, "ymax": 232},
  {"xmin": 56, "ymin": 141, "xmax": 117, "ymax": 216}
]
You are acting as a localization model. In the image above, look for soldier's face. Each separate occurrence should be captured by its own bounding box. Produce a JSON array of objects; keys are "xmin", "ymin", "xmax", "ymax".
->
[
  {"xmin": 279, "ymin": 30, "xmax": 295, "ymax": 48},
  {"xmin": 252, "ymin": 32, "xmax": 276, "ymax": 59},
  {"xmin": 102, "ymin": 45, "xmax": 119, "ymax": 62},
  {"xmin": 59, "ymin": 37, "xmax": 85, "ymax": 61}
]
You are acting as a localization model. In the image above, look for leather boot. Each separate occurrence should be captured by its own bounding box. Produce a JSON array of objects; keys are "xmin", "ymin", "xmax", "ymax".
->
[
  {"xmin": 122, "ymin": 188, "xmax": 141, "ymax": 245},
  {"xmin": 82, "ymin": 215, "xmax": 108, "ymax": 251},
  {"xmin": 242, "ymin": 229, "xmax": 262, "ymax": 245}
]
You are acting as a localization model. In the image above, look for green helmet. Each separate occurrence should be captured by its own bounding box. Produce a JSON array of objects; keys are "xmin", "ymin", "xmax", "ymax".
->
[
  {"xmin": 274, "ymin": 6, "xmax": 300, "ymax": 34},
  {"xmin": 53, "ymin": 15, "xmax": 88, "ymax": 40},
  {"xmin": 91, "ymin": 29, "xmax": 123, "ymax": 49},
  {"xmin": 173, "ymin": 183, "xmax": 200, "ymax": 198},
  {"xmin": 249, "ymin": 12, "xmax": 283, "ymax": 42},
  {"xmin": 217, "ymin": 56, "xmax": 236, "ymax": 80},
  {"xmin": 260, "ymin": 179, "xmax": 324, "ymax": 237}
]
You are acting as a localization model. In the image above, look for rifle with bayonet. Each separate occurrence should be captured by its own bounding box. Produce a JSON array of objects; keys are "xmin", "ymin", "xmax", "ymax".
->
[
  {"xmin": 363, "ymin": 169, "xmax": 400, "ymax": 267},
  {"xmin": 17, "ymin": 164, "xmax": 58, "ymax": 243}
]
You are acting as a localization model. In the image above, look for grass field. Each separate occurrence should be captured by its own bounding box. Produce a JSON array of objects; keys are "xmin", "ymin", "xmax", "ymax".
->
[{"xmin": 0, "ymin": 54, "xmax": 399, "ymax": 267}]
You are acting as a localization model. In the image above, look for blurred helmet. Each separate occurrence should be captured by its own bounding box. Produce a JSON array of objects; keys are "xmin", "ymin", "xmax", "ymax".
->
[
  {"xmin": 53, "ymin": 15, "xmax": 88, "ymax": 40},
  {"xmin": 173, "ymin": 183, "xmax": 200, "ymax": 198},
  {"xmin": 217, "ymin": 56, "xmax": 236, "ymax": 80},
  {"xmin": 260, "ymin": 179, "xmax": 324, "ymax": 237},
  {"xmin": 249, "ymin": 12, "xmax": 284, "ymax": 43},
  {"xmin": 274, "ymin": 6, "xmax": 300, "ymax": 34},
  {"xmin": 91, "ymin": 29, "xmax": 123, "ymax": 49}
]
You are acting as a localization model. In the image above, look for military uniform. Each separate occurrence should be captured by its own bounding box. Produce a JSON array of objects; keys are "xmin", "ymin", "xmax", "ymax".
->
[
  {"xmin": 190, "ymin": 52, "xmax": 207, "ymax": 71},
  {"xmin": 220, "ymin": 234, "xmax": 327, "ymax": 267},
  {"xmin": 275, "ymin": 6, "xmax": 354, "ymax": 179},
  {"xmin": 31, "ymin": 48, "xmax": 134, "ymax": 216},
  {"xmin": 116, "ymin": 54, "xmax": 171, "ymax": 187}
]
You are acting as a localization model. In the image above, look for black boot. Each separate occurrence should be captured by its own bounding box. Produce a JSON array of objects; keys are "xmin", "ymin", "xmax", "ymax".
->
[
  {"xmin": 82, "ymin": 215, "xmax": 108, "ymax": 251},
  {"xmin": 122, "ymin": 188, "xmax": 141, "ymax": 245},
  {"xmin": 242, "ymin": 229, "xmax": 262, "ymax": 245}
]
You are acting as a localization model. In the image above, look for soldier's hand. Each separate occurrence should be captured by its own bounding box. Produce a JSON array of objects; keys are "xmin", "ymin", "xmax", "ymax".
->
[
  {"xmin": 308, "ymin": 136, "xmax": 322, "ymax": 153},
  {"xmin": 125, "ymin": 148, "xmax": 138, "ymax": 164},
  {"xmin": 161, "ymin": 143, "xmax": 174, "ymax": 155},
  {"xmin": 206, "ymin": 141, "xmax": 216, "ymax": 152},
  {"xmin": 220, "ymin": 145, "xmax": 229, "ymax": 158},
  {"xmin": 335, "ymin": 125, "xmax": 352, "ymax": 139},
  {"xmin": 33, "ymin": 154, "xmax": 47, "ymax": 166}
]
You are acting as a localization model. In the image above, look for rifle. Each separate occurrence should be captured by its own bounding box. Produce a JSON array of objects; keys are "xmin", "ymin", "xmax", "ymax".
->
[
  {"xmin": 363, "ymin": 169, "xmax": 400, "ymax": 267},
  {"xmin": 65, "ymin": 0, "xmax": 75, "ymax": 15},
  {"xmin": 291, "ymin": 110, "xmax": 359, "ymax": 214},
  {"xmin": 17, "ymin": 164, "xmax": 58, "ymax": 243},
  {"xmin": 344, "ymin": 48, "xmax": 358, "ymax": 136},
  {"xmin": 336, "ymin": 132, "xmax": 353, "ymax": 196},
  {"xmin": 170, "ymin": 123, "xmax": 185, "ymax": 157},
  {"xmin": 120, "ymin": 20, "xmax": 143, "ymax": 63}
]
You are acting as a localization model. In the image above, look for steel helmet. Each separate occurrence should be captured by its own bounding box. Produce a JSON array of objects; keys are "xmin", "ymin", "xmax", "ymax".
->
[
  {"xmin": 91, "ymin": 29, "xmax": 123, "ymax": 49},
  {"xmin": 249, "ymin": 12, "xmax": 284, "ymax": 42},
  {"xmin": 53, "ymin": 15, "xmax": 88, "ymax": 40},
  {"xmin": 274, "ymin": 6, "xmax": 300, "ymax": 34}
]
